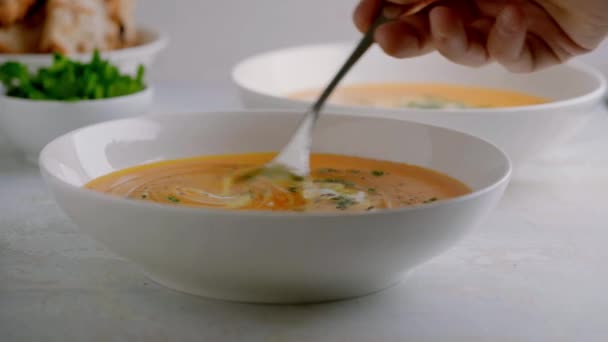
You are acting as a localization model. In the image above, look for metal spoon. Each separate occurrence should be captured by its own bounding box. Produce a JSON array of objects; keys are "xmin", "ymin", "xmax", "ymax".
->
[
  {"xmin": 267, "ymin": 18, "xmax": 388, "ymax": 176},
  {"xmin": 238, "ymin": 1, "xmax": 436, "ymax": 181}
]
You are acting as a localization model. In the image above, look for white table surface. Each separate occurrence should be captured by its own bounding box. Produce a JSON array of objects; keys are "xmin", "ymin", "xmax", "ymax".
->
[{"xmin": 1, "ymin": 81, "xmax": 607, "ymax": 342}]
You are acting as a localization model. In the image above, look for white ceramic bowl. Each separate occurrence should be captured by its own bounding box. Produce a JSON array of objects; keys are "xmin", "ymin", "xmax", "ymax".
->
[
  {"xmin": 0, "ymin": 87, "xmax": 153, "ymax": 163},
  {"xmin": 233, "ymin": 42, "xmax": 607, "ymax": 167},
  {"xmin": 40, "ymin": 111, "xmax": 511, "ymax": 304},
  {"xmin": 0, "ymin": 27, "xmax": 168, "ymax": 75}
]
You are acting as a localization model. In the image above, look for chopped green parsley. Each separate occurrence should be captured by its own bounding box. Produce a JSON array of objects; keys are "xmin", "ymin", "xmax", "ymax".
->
[{"xmin": 332, "ymin": 195, "xmax": 357, "ymax": 210}]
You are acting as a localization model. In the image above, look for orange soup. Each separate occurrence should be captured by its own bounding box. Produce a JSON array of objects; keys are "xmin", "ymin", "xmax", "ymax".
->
[
  {"xmin": 289, "ymin": 83, "xmax": 548, "ymax": 109},
  {"xmin": 85, "ymin": 153, "xmax": 471, "ymax": 213}
]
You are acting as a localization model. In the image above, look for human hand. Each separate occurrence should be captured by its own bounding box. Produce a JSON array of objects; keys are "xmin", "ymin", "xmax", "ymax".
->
[{"xmin": 354, "ymin": 0, "xmax": 608, "ymax": 72}]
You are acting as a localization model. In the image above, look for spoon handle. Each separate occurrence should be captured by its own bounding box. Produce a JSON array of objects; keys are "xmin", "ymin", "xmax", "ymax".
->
[
  {"xmin": 270, "ymin": 14, "xmax": 390, "ymax": 175},
  {"xmin": 308, "ymin": 0, "xmax": 440, "ymax": 119},
  {"xmin": 309, "ymin": 15, "xmax": 390, "ymax": 115},
  {"xmin": 309, "ymin": 0, "xmax": 440, "ymax": 118},
  {"xmin": 272, "ymin": 1, "xmax": 438, "ymax": 175}
]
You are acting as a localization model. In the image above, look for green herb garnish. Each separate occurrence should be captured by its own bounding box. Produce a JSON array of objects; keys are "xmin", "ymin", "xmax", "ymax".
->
[
  {"xmin": 287, "ymin": 186, "xmax": 298, "ymax": 193},
  {"xmin": 141, "ymin": 194, "xmax": 148, "ymax": 199},
  {"xmin": 405, "ymin": 96, "xmax": 467, "ymax": 109},
  {"xmin": 0, "ymin": 50, "xmax": 146, "ymax": 100},
  {"xmin": 423, "ymin": 197, "xmax": 438, "ymax": 204},
  {"xmin": 371, "ymin": 170, "xmax": 385, "ymax": 177},
  {"xmin": 367, "ymin": 188, "xmax": 376, "ymax": 193},
  {"xmin": 317, "ymin": 178, "xmax": 355, "ymax": 187},
  {"xmin": 167, "ymin": 196, "xmax": 180, "ymax": 203},
  {"xmin": 332, "ymin": 195, "xmax": 357, "ymax": 210}
]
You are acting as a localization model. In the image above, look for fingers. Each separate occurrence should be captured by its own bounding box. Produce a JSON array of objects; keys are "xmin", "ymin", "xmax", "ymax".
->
[
  {"xmin": 522, "ymin": 2, "xmax": 589, "ymax": 60},
  {"xmin": 383, "ymin": 4, "xmax": 405, "ymax": 19},
  {"xmin": 354, "ymin": 0, "xmax": 383, "ymax": 33},
  {"xmin": 429, "ymin": 6, "xmax": 489, "ymax": 66},
  {"xmin": 354, "ymin": 0, "xmax": 438, "ymax": 33},
  {"xmin": 521, "ymin": 33, "xmax": 563, "ymax": 71},
  {"xmin": 486, "ymin": 4, "xmax": 559, "ymax": 73},
  {"xmin": 355, "ymin": 0, "xmax": 570, "ymax": 72},
  {"xmin": 374, "ymin": 15, "xmax": 433, "ymax": 58},
  {"xmin": 487, "ymin": 5, "xmax": 529, "ymax": 71},
  {"xmin": 356, "ymin": 0, "xmax": 489, "ymax": 64},
  {"xmin": 354, "ymin": 0, "xmax": 434, "ymax": 59}
]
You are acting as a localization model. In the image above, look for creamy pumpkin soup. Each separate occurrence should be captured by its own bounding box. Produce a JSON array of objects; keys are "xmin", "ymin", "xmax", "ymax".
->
[
  {"xmin": 86, "ymin": 153, "xmax": 471, "ymax": 213},
  {"xmin": 289, "ymin": 83, "xmax": 548, "ymax": 109}
]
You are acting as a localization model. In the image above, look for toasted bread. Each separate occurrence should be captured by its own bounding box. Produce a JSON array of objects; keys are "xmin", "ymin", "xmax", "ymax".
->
[
  {"xmin": 0, "ymin": 22, "xmax": 40, "ymax": 53},
  {"xmin": 105, "ymin": 0, "xmax": 136, "ymax": 47},
  {"xmin": 0, "ymin": 1, "xmax": 43, "ymax": 53},
  {"xmin": 39, "ymin": 0, "xmax": 120, "ymax": 53},
  {"xmin": 0, "ymin": 0, "xmax": 37, "ymax": 26}
]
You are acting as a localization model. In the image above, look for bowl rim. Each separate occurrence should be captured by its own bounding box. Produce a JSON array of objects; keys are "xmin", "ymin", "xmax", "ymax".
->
[
  {"xmin": 39, "ymin": 110, "xmax": 512, "ymax": 218},
  {"xmin": 0, "ymin": 26, "xmax": 169, "ymax": 61},
  {"xmin": 232, "ymin": 41, "xmax": 607, "ymax": 114},
  {"xmin": 0, "ymin": 85, "xmax": 154, "ymax": 105}
]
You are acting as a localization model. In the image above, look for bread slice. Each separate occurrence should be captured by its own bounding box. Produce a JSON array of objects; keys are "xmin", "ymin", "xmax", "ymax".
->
[
  {"xmin": 105, "ymin": 0, "xmax": 136, "ymax": 47},
  {"xmin": 39, "ymin": 0, "xmax": 121, "ymax": 53},
  {"xmin": 0, "ymin": 1, "xmax": 43, "ymax": 53},
  {"xmin": 0, "ymin": 0, "xmax": 37, "ymax": 26},
  {"xmin": 0, "ymin": 21, "xmax": 41, "ymax": 53}
]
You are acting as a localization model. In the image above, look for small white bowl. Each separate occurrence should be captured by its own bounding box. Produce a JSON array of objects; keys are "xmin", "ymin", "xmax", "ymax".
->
[
  {"xmin": 0, "ymin": 27, "xmax": 168, "ymax": 75},
  {"xmin": 40, "ymin": 110, "xmax": 511, "ymax": 304},
  {"xmin": 233, "ymin": 43, "xmax": 607, "ymax": 167},
  {"xmin": 0, "ymin": 87, "xmax": 153, "ymax": 163}
]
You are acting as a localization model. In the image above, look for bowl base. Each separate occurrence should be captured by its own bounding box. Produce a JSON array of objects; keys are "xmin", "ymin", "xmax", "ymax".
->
[{"xmin": 143, "ymin": 271, "xmax": 406, "ymax": 305}]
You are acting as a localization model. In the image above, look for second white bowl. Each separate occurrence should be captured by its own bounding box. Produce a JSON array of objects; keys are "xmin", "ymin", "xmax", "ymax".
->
[{"xmin": 233, "ymin": 43, "xmax": 607, "ymax": 167}]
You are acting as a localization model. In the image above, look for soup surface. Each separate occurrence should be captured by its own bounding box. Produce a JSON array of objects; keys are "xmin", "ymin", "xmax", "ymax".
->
[
  {"xmin": 86, "ymin": 153, "xmax": 471, "ymax": 213},
  {"xmin": 289, "ymin": 83, "xmax": 548, "ymax": 109}
]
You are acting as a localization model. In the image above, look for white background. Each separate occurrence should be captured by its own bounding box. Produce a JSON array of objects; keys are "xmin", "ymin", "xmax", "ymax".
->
[
  {"xmin": 2, "ymin": 2, "xmax": 608, "ymax": 339},
  {"xmin": 136, "ymin": 0, "xmax": 360, "ymax": 84},
  {"xmin": 136, "ymin": 0, "xmax": 608, "ymax": 84}
]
